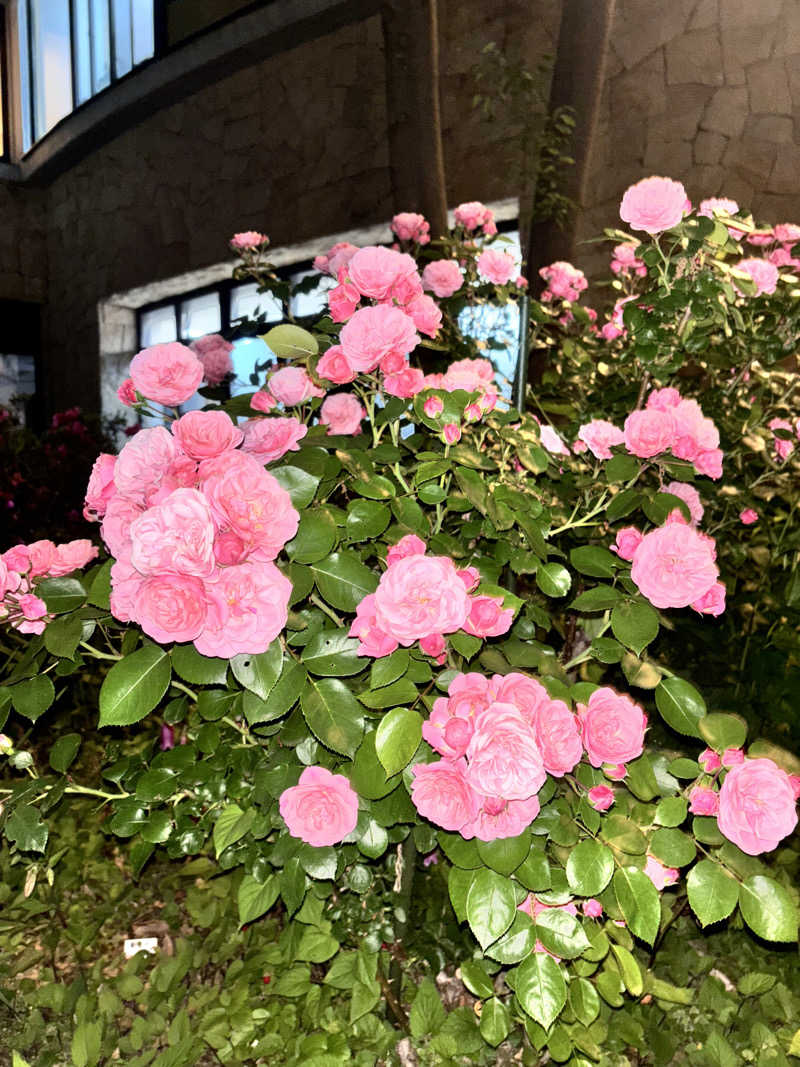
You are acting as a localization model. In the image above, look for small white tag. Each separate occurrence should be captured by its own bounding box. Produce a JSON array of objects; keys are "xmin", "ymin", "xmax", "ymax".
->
[{"xmin": 123, "ymin": 937, "xmax": 159, "ymax": 958}]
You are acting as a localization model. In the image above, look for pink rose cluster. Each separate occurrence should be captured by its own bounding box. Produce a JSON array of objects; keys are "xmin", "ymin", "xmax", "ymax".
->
[
  {"xmin": 539, "ymin": 261, "xmax": 588, "ymax": 303},
  {"xmin": 0, "ymin": 539, "xmax": 99, "ymax": 635},
  {"xmin": 476, "ymin": 248, "xmax": 517, "ymax": 286},
  {"xmin": 622, "ymin": 386, "xmax": 723, "ymax": 479},
  {"xmin": 768, "ymin": 417, "xmax": 797, "ymax": 462},
  {"xmin": 83, "ymin": 407, "xmax": 298, "ymax": 657},
  {"xmin": 453, "ymin": 201, "xmax": 497, "ymax": 235},
  {"xmin": 313, "ymin": 241, "xmax": 359, "ymax": 278},
  {"xmin": 610, "ymin": 242, "xmax": 647, "ymax": 278},
  {"xmin": 411, "ymin": 674, "xmax": 646, "ymax": 842},
  {"xmin": 349, "ymin": 535, "xmax": 512, "ymax": 662},
  {"xmin": 230, "ymin": 231, "xmax": 268, "ymax": 253},
  {"xmin": 129, "ymin": 343, "xmax": 205, "ymax": 408},
  {"xmin": 391, "ymin": 212, "xmax": 431, "ymax": 245},
  {"xmin": 279, "ymin": 766, "xmax": 359, "ymax": 847},
  {"xmin": 190, "ymin": 334, "xmax": 234, "ymax": 387}
]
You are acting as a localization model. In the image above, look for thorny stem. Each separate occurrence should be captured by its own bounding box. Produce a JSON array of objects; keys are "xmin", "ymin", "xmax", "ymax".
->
[{"xmin": 310, "ymin": 593, "xmax": 344, "ymax": 628}]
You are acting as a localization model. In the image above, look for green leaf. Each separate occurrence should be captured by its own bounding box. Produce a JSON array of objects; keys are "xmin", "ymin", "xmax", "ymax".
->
[
  {"xmin": 480, "ymin": 998, "xmax": 510, "ymax": 1047},
  {"xmin": 611, "ymin": 943, "xmax": 643, "ymax": 996},
  {"xmin": 596, "ymin": 970, "xmax": 624, "ymax": 1007},
  {"xmin": 536, "ymin": 563, "xmax": 571, "ymax": 598},
  {"xmin": 213, "ymin": 803, "xmax": 255, "ymax": 858},
  {"xmin": 247, "ymin": 660, "xmax": 306, "ymax": 725},
  {"xmin": 286, "ymin": 510, "xmax": 338, "ymax": 563},
  {"xmin": 43, "ymin": 614, "xmax": 84, "ymax": 659},
  {"xmin": 590, "ymin": 636, "xmax": 624, "ymax": 663},
  {"xmin": 466, "ymin": 868, "xmax": 517, "ymax": 948},
  {"xmin": 477, "ymin": 831, "xmax": 530, "ymax": 877},
  {"xmin": 71, "ymin": 1020, "xmax": 102, "ymax": 1067},
  {"xmin": 534, "ymin": 909, "xmax": 590, "ymax": 959},
  {"xmin": 237, "ymin": 872, "xmax": 280, "ymax": 925},
  {"xmin": 514, "ymin": 846, "xmax": 551, "ymax": 891},
  {"xmin": 271, "ymin": 465, "xmax": 320, "ymax": 508},
  {"xmin": 611, "ymin": 600, "xmax": 659, "ymax": 655},
  {"xmin": 5, "ymin": 803, "xmax": 48, "ymax": 852},
  {"xmin": 605, "ymin": 453, "xmax": 640, "ymax": 483},
  {"xmin": 655, "ymin": 677, "xmax": 706, "ymax": 738},
  {"xmin": 370, "ymin": 649, "xmax": 409, "ymax": 689},
  {"xmin": 171, "ymin": 644, "xmax": 228, "ymax": 686},
  {"xmin": 374, "ymin": 706, "xmax": 423, "ymax": 776},
  {"xmin": 655, "ymin": 796, "xmax": 688, "ymax": 827},
  {"xmin": 410, "ymin": 977, "xmax": 446, "ymax": 1038},
  {"xmin": 11, "ymin": 675, "xmax": 55, "ymax": 722},
  {"xmin": 261, "ymin": 323, "xmax": 318, "ymax": 358},
  {"xmin": 460, "ymin": 960, "xmax": 495, "ymax": 999},
  {"xmin": 141, "ymin": 810, "xmax": 173, "ymax": 844},
  {"xmin": 99, "ymin": 645, "xmax": 171, "ymax": 728},
  {"xmin": 311, "ymin": 552, "xmax": 378, "ymax": 612},
  {"xmin": 605, "ymin": 488, "xmax": 642, "ymax": 522},
  {"xmin": 697, "ymin": 712, "xmax": 747, "ymax": 752},
  {"xmin": 570, "ymin": 546, "xmax": 619, "ymax": 578},
  {"xmin": 358, "ymin": 678, "xmax": 419, "ymax": 709},
  {"xmin": 36, "ymin": 576, "xmax": 87, "ymax": 614},
  {"xmin": 349, "ymin": 731, "xmax": 399, "ymax": 800},
  {"xmin": 296, "ymin": 929, "xmax": 339, "ymax": 963},
  {"xmin": 739, "ymin": 875, "xmax": 798, "ymax": 942},
  {"xmin": 569, "ymin": 978, "xmax": 600, "ymax": 1027},
  {"xmin": 352, "ymin": 473, "xmax": 397, "ymax": 500},
  {"xmin": 484, "ymin": 911, "xmax": 537, "ymax": 965},
  {"xmin": 230, "ymin": 642, "xmax": 283, "ymax": 700},
  {"xmin": 566, "ymin": 839, "xmax": 614, "ymax": 896},
  {"xmin": 570, "ymin": 585, "xmax": 623, "ymax": 611},
  {"xmin": 613, "ymin": 867, "xmax": 661, "ymax": 946},
  {"xmin": 649, "ymin": 828, "xmax": 696, "ymax": 867},
  {"xmin": 87, "ymin": 558, "xmax": 112, "ymax": 609},
  {"xmin": 49, "ymin": 733, "xmax": 81, "ymax": 773},
  {"xmin": 448, "ymin": 866, "xmax": 474, "ymax": 923},
  {"xmin": 515, "ymin": 953, "xmax": 567, "ymax": 1029},
  {"xmin": 346, "ymin": 500, "xmax": 391, "ymax": 542},
  {"xmin": 301, "ymin": 678, "xmax": 365, "ymax": 757},
  {"xmin": 302, "ymin": 629, "xmax": 364, "ymax": 676}
]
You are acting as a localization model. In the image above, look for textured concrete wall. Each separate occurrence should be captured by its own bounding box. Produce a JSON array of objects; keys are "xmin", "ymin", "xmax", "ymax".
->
[{"xmin": 578, "ymin": 0, "xmax": 800, "ymax": 268}]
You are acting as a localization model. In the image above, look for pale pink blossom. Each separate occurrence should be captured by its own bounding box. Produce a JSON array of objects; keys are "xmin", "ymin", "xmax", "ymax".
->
[
  {"xmin": 644, "ymin": 855, "xmax": 679, "ymax": 890},
  {"xmin": 240, "ymin": 416, "xmax": 307, "ymax": 462},
  {"xmin": 612, "ymin": 527, "xmax": 643, "ymax": 562},
  {"xmin": 530, "ymin": 699, "xmax": 582, "ymax": 777},
  {"xmin": 630, "ymin": 523, "xmax": 719, "ymax": 609},
  {"xmin": 624, "ymin": 408, "xmax": 675, "ymax": 458},
  {"xmin": 454, "ymin": 201, "xmax": 495, "ymax": 232},
  {"xmin": 190, "ymin": 334, "xmax": 234, "ymax": 386},
  {"xmin": 250, "ymin": 390, "xmax": 277, "ymax": 413},
  {"xmin": 775, "ymin": 222, "xmax": 800, "ymax": 245},
  {"xmin": 698, "ymin": 198, "xmax": 739, "ymax": 219},
  {"xmin": 462, "ymin": 595, "xmax": 513, "ymax": 638},
  {"xmin": 313, "ymin": 241, "xmax": 359, "ymax": 277},
  {"xmin": 698, "ymin": 748, "xmax": 721, "ymax": 773},
  {"xmin": 196, "ymin": 560, "xmax": 291, "ymax": 657},
  {"xmin": 279, "ymin": 766, "xmax": 359, "ymax": 847},
  {"xmin": 171, "ymin": 410, "xmax": 243, "ymax": 459},
  {"xmin": 769, "ymin": 417, "xmax": 795, "ymax": 461},
  {"xmin": 49, "ymin": 540, "xmax": 98, "ymax": 577},
  {"xmin": 130, "ymin": 488, "xmax": 216, "ymax": 579},
  {"xmin": 466, "ymin": 703, "xmax": 547, "ymax": 801},
  {"xmin": 135, "ymin": 573, "xmax": 208, "ymax": 644},
  {"xmin": 27, "ymin": 540, "xmax": 58, "ymax": 577},
  {"xmin": 340, "ymin": 305, "xmax": 419, "ymax": 374},
  {"xmin": 230, "ymin": 231, "xmax": 268, "ymax": 252},
  {"xmin": 328, "ymin": 275, "xmax": 361, "ymax": 322},
  {"xmin": 647, "ymin": 387, "xmax": 681, "ymax": 412},
  {"xmin": 101, "ymin": 496, "xmax": 145, "ymax": 559},
  {"xmin": 422, "ymin": 260, "xmax": 463, "ymax": 298},
  {"xmin": 443, "ymin": 423, "xmax": 461, "ymax": 445},
  {"xmin": 735, "ymin": 258, "xmax": 779, "ymax": 296},
  {"xmin": 665, "ymin": 481, "xmax": 704, "ymax": 525},
  {"xmin": 605, "ymin": 763, "xmax": 628, "ymax": 780},
  {"xmin": 477, "ymin": 248, "xmax": 516, "ymax": 286},
  {"xmin": 406, "ymin": 294, "xmax": 442, "ymax": 337},
  {"xmin": 370, "ymin": 554, "xmax": 471, "ymax": 647},
  {"xmin": 118, "ymin": 378, "xmax": 137, "ymax": 406},
  {"xmin": 539, "ymin": 424, "xmax": 570, "ymax": 455},
  {"xmin": 391, "ymin": 212, "xmax": 430, "ymax": 245},
  {"xmin": 347, "ymin": 246, "xmax": 419, "ymax": 301},
  {"xmin": 383, "ymin": 366, "xmax": 426, "ymax": 398},
  {"xmin": 584, "ymin": 899, "xmax": 603, "ymax": 919},
  {"xmin": 268, "ymin": 366, "xmax": 325, "ymax": 406},
  {"xmin": 348, "ymin": 594, "xmax": 398, "ymax": 659},
  {"xmin": 577, "ymin": 687, "xmax": 647, "ymax": 768},
  {"xmin": 84, "ymin": 454, "xmax": 118, "ymax": 521},
  {"xmin": 717, "ymin": 758, "xmax": 798, "ymax": 855},
  {"xmin": 689, "ymin": 785, "xmax": 719, "ymax": 815},
  {"xmin": 578, "ymin": 420, "xmax": 625, "ymax": 460},
  {"xmin": 722, "ymin": 747, "xmax": 745, "ymax": 767},
  {"xmin": 441, "ymin": 358, "xmax": 497, "ymax": 396},
  {"xmin": 411, "ymin": 758, "xmax": 482, "ymax": 832},
  {"xmin": 691, "ymin": 580, "xmax": 726, "ymax": 617},
  {"xmin": 319, "ymin": 393, "xmax": 364, "ymax": 435},
  {"xmin": 539, "ymin": 261, "xmax": 588, "ymax": 302},
  {"xmin": 740, "ymin": 508, "xmax": 759, "ymax": 525},
  {"xmin": 423, "ymin": 396, "xmax": 443, "ymax": 418},
  {"xmin": 316, "ymin": 345, "xmax": 357, "ymax": 385},
  {"xmin": 386, "ymin": 534, "xmax": 427, "ymax": 567},
  {"xmin": 588, "ymin": 785, "xmax": 615, "ymax": 811},
  {"xmin": 610, "ymin": 242, "xmax": 647, "ymax": 277},
  {"xmin": 461, "ymin": 794, "xmax": 541, "ymax": 842},
  {"xmin": 619, "ymin": 176, "xmax": 687, "ymax": 234},
  {"xmin": 130, "ymin": 343, "xmax": 204, "ymax": 406}
]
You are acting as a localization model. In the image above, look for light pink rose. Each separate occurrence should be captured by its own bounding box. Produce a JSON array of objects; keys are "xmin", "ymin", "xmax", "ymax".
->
[
  {"xmin": 717, "ymin": 758, "xmax": 798, "ymax": 855},
  {"xmin": 340, "ymin": 305, "xmax": 419, "ymax": 374},
  {"xmin": 691, "ymin": 580, "xmax": 726, "ymax": 617},
  {"xmin": 698, "ymin": 748, "xmax": 721, "ymax": 773},
  {"xmin": 671, "ymin": 399, "xmax": 720, "ymax": 462},
  {"xmin": 386, "ymin": 534, "xmax": 426, "ymax": 567},
  {"xmin": 646, "ymin": 387, "xmax": 681, "ymax": 411},
  {"xmin": 775, "ymin": 222, "xmax": 800, "ymax": 245},
  {"xmin": 722, "ymin": 747, "xmax": 745, "ymax": 767},
  {"xmin": 665, "ymin": 481, "xmax": 703, "ymax": 525},
  {"xmin": 477, "ymin": 249, "xmax": 516, "ymax": 286},
  {"xmin": 624, "ymin": 408, "xmax": 675, "ymax": 458},
  {"xmin": 114, "ymin": 426, "xmax": 181, "ymax": 507},
  {"xmin": 739, "ymin": 508, "xmax": 759, "ymax": 525},
  {"xmin": 422, "ymin": 260, "xmax": 463, "ymax": 298},
  {"xmin": 347, "ymin": 247, "xmax": 419, "ymax": 301},
  {"xmin": 49, "ymin": 540, "xmax": 99, "ymax": 577},
  {"xmin": 171, "ymin": 410, "xmax": 243, "ymax": 459},
  {"xmin": 406, "ymin": 294, "xmax": 442, "ymax": 337},
  {"xmin": 454, "ymin": 201, "xmax": 494, "ymax": 231},
  {"xmin": 411, "ymin": 758, "xmax": 482, "ymax": 832},
  {"xmin": 530, "ymin": 699, "xmax": 582, "ymax": 777},
  {"xmin": 251, "ymin": 390, "xmax": 276, "ymax": 413},
  {"xmin": 129, "ymin": 342, "xmax": 204, "ymax": 406},
  {"xmin": 383, "ymin": 366, "xmax": 426, "ymax": 398},
  {"xmin": 101, "ymin": 495, "xmax": 145, "ymax": 559},
  {"xmin": 462, "ymin": 595, "xmax": 514, "ymax": 639},
  {"xmin": 443, "ymin": 423, "xmax": 461, "ymax": 445},
  {"xmin": 694, "ymin": 448, "xmax": 723, "ymax": 480},
  {"xmin": 108, "ymin": 558, "xmax": 143, "ymax": 622},
  {"xmin": 319, "ymin": 393, "xmax": 364, "ymax": 435},
  {"xmin": 619, "ymin": 176, "xmax": 687, "ymax": 234},
  {"xmin": 588, "ymin": 784, "xmax": 615, "ymax": 811},
  {"xmin": 313, "ymin": 241, "xmax": 359, "ymax": 277},
  {"xmin": 698, "ymin": 197, "xmax": 739, "ymax": 219},
  {"xmin": 135, "ymin": 573, "xmax": 208, "ymax": 644},
  {"xmin": 349, "ymin": 593, "xmax": 398, "ymax": 659},
  {"xmin": 735, "ymin": 258, "xmax": 779, "ymax": 296},
  {"xmin": 578, "ymin": 420, "xmax": 625, "ymax": 460},
  {"xmin": 461, "ymin": 794, "xmax": 541, "ymax": 842},
  {"xmin": 768, "ymin": 417, "xmax": 795, "ymax": 461},
  {"xmin": 441, "ymin": 358, "xmax": 496, "ymax": 395},
  {"xmin": 631, "ymin": 523, "xmax": 719, "ymax": 609},
  {"xmin": 423, "ymin": 395, "xmax": 443, "ymax": 418},
  {"xmin": 190, "ymin": 334, "xmax": 234, "ymax": 386},
  {"xmin": 419, "ymin": 633, "xmax": 447, "ymax": 661},
  {"xmin": 644, "ymin": 855, "xmax": 679, "ymax": 890},
  {"xmin": 584, "ymin": 899, "xmax": 603, "ymax": 919},
  {"xmin": 118, "ymin": 378, "xmax": 137, "ymax": 406},
  {"xmin": 240, "ymin": 416, "xmax": 307, "ymax": 463},
  {"xmin": 268, "ymin": 367, "xmax": 325, "ymax": 406},
  {"xmin": 577, "ymin": 687, "xmax": 647, "ymax": 768},
  {"xmin": 539, "ymin": 424, "xmax": 569, "ymax": 456},
  {"xmin": 130, "ymin": 488, "xmax": 216, "ymax": 578},
  {"xmin": 466, "ymin": 703, "xmax": 546, "ymax": 801},
  {"xmin": 3, "ymin": 545, "xmax": 30, "ymax": 575},
  {"xmin": 230, "ymin": 231, "xmax": 268, "ymax": 252},
  {"xmin": 316, "ymin": 345, "xmax": 357, "ymax": 385},
  {"xmin": 612, "ymin": 526, "xmax": 643, "ymax": 562},
  {"xmin": 391, "ymin": 212, "xmax": 430, "ymax": 244},
  {"xmin": 605, "ymin": 763, "xmax": 628, "ymax": 780},
  {"xmin": 199, "ymin": 450, "xmax": 299, "ymax": 561},
  {"xmin": 539, "ymin": 261, "xmax": 588, "ymax": 302},
  {"xmin": 372, "ymin": 554, "xmax": 470, "ymax": 646},
  {"xmin": 464, "ymin": 403, "xmax": 482, "ymax": 423},
  {"xmin": 279, "ymin": 766, "xmax": 359, "ymax": 847},
  {"xmin": 195, "ymin": 560, "xmax": 291, "ymax": 657},
  {"xmin": 27, "ymin": 540, "xmax": 57, "ymax": 577},
  {"xmin": 491, "ymin": 672, "xmax": 550, "ymax": 724},
  {"xmin": 84, "ymin": 453, "xmax": 117, "ymax": 521},
  {"xmin": 689, "ymin": 785, "xmax": 719, "ymax": 815},
  {"xmin": 610, "ymin": 243, "xmax": 647, "ymax": 278},
  {"xmin": 423, "ymin": 697, "xmax": 475, "ymax": 759},
  {"xmin": 328, "ymin": 276, "xmax": 361, "ymax": 322}
]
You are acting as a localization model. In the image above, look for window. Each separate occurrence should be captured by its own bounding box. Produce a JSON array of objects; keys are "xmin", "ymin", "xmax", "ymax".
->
[{"xmin": 17, "ymin": 0, "xmax": 156, "ymax": 150}]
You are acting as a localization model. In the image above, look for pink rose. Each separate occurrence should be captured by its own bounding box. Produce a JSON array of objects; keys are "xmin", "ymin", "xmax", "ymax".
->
[
  {"xmin": 466, "ymin": 703, "xmax": 546, "ymax": 801},
  {"xmin": 578, "ymin": 420, "xmax": 625, "ymax": 460},
  {"xmin": 84, "ymin": 453, "xmax": 117, "ymax": 521},
  {"xmin": 717, "ymin": 758, "xmax": 798, "ymax": 855},
  {"xmin": 530, "ymin": 699, "xmax": 582, "ymax": 777},
  {"xmin": 371, "ymin": 554, "xmax": 470, "ymax": 646},
  {"xmin": 461, "ymin": 794, "xmax": 541, "ymax": 842},
  {"xmin": 619, "ymin": 176, "xmax": 687, "ymax": 234},
  {"xmin": 27, "ymin": 540, "xmax": 57, "ymax": 577},
  {"xmin": 477, "ymin": 249, "xmax": 516, "ymax": 286},
  {"xmin": 279, "ymin": 766, "xmax": 359, "ymax": 847},
  {"xmin": 171, "ymin": 410, "xmax": 243, "ymax": 459},
  {"xmin": 190, "ymin": 334, "xmax": 234, "ymax": 386},
  {"xmin": 630, "ymin": 523, "xmax": 719, "ymax": 609},
  {"xmin": 584, "ymin": 899, "xmax": 603, "ymax": 919},
  {"xmin": 588, "ymin": 785, "xmax": 615, "ymax": 811},
  {"xmin": 698, "ymin": 197, "xmax": 739, "ymax": 219},
  {"xmin": 775, "ymin": 222, "xmax": 800, "ymax": 245},
  {"xmin": 423, "ymin": 698, "xmax": 475, "ymax": 759},
  {"xmin": 739, "ymin": 508, "xmax": 759, "ymax": 525},
  {"xmin": 694, "ymin": 448, "xmax": 723, "ymax": 480},
  {"xmin": 454, "ymin": 201, "xmax": 494, "ymax": 232},
  {"xmin": 268, "ymin": 367, "xmax": 325, "ymax": 406},
  {"xmin": 735, "ymin": 258, "xmax": 779, "ymax": 296},
  {"xmin": 348, "ymin": 593, "xmax": 398, "ymax": 658},
  {"xmin": 391, "ymin": 212, "xmax": 430, "ymax": 244},
  {"xmin": 610, "ymin": 243, "xmax": 647, "ymax": 277},
  {"xmin": 539, "ymin": 424, "xmax": 569, "ymax": 456},
  {"xmin": 644, "ymin": 855, "xmax": 679, "ymax": 890},
  {"xmin": 328, "ymin": 276, "xmax": 361, "ymax": 322},
  {"xmin": 101, "ymin": 496, "xmax": 145, "ymax": 559},
  {"xmin": 423, "ymin": 395, "xmax": 444, "ymax": 418},
  {"xmin": 383, "ymin": 366, "xmax": 426, "ymax": 399},
  {"xmin": 419, "ymin": 633, "xmax": 447, "ymax": 662},
  {"xmin": 539, "ymin": 261, "xmax": 588, "ymax": 302},
  {"xmin": 251, "ymin": 390, "xmax": 276, "ymax": 413},
  {"xmin": 578, "ymin": 687, "xmax": 647, "ymax": 768},
  {"xmin": 129, "ymin": 342, "xmax": 204, "ymax": 406},
  {"xmin": 491, "ymin": 672, "xmax": 550, "ymax": 723},
  {"xmin": 114, "ymin": 426, "xmax": 181, "ymax": 506},
  {"xmin": 340, "ymin": 305, "xmax": 419, "ymax": 374},
  {"xmin": 670, "ymin": 399, "xmax": 719, "ymax": 463},
  {"xmin": 319, "ymin": 393, "xmax": 364, "ymax": 435},
  {"xmin": 768, "ymin": 417, "xmax": 795, "ymax": 461},
  {"xmin": 118, "ymin": 378, "xmax": 137, "ymax": 406},
  {"xmin": 462, "ymin": 595, "xmax": 514, "ymax": 639},
  {"xmin": 411, "ymin": 759, "xmax": 482, "ymax": 832},
  {"xmin": 441, "ymin": 357, "xmax": 496, "ymax": 396},
  {"xmin": 691, "ymin": 580, "xmax": 726, "ymax": 617},
  {"xmin": 386, "ymin": 534, "xmax": 426, "ymax": 567},
  {"xmin": 689, "ymin": 785, "xmax": 719, "ymax": 815},
  {"xmin": 240, "ymin": 416, "xmax": 307, "ymax": 463},
  {"xmin": 347, "ymin": 247, "xmax": 419, "ymax": 301},
  {"xmin": 624, "ymin": 408, "xmax": 675, "ymax": 458},
  {"xmin": 195, "ymin": 559, "xmax": 291, "ymax": 657},
  {"xmin": 722, "ymin": 747, "xmax": 745, "ymax": 767},
  {"xmin": 443, "ymin": 423, "xmax": 461, "ymax": 444},
  {"xmin": 611, "ymin": 526, "xmax": 643, "ymax": 561},
  {"xmin": 665, "ymin": 481, "xmax": 704, "ymax": 525},
  {"xmin": 316, "ymin": 345, "xmax": 357, "ymax": 385},
  {"xmin": 647, "ymin": 387, "xmax": 681, "ymax": 411},
  {"xmin": 313, "ymin": 241, "xmax": 359, "ymax": 278},
  {"xmin": 135, "ymin": 573, "xmax": 208, "ymax": 644},
  {"xmin": 406, "ymin": 294, "xmax": 442, "ymax": 337},
  {"xmin": 49, "ymin": 540, "xmax": 98, "ymax": 577},
  {"xmin": 3, "ymin": 545, "xmax": 29, "ymax": 576},
  {"xmin": 605, "ymin": 763, "xmax": 628, "ymax": 780},
  {"xmin": 130, "ymin": 488, "xmax": 216, "ymax": 579},
  {"xmin": 230, "ymin": 231, "xmax": 268, "ymax": 252},
  {"xmin": 698, "ymin": 748, "xmax": 721, "ymax": 773},
  {"xmin": 422, "ymin": 260, "xmax": 463, "ymax": 299},
  {"xmin": 199, "ymin": 450, "xmax": 299, "ymax": 561}
]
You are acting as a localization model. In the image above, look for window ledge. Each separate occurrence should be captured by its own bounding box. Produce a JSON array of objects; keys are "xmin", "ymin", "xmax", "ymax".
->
[{"xmin": 8, "ymin": 0, "xmax": 379, "ymax": 184}]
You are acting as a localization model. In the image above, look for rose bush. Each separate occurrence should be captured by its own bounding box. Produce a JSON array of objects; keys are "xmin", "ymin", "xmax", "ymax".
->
[{"xmin": 1, "ymin": 186, "xmax": 798, "ymax": 1063}]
